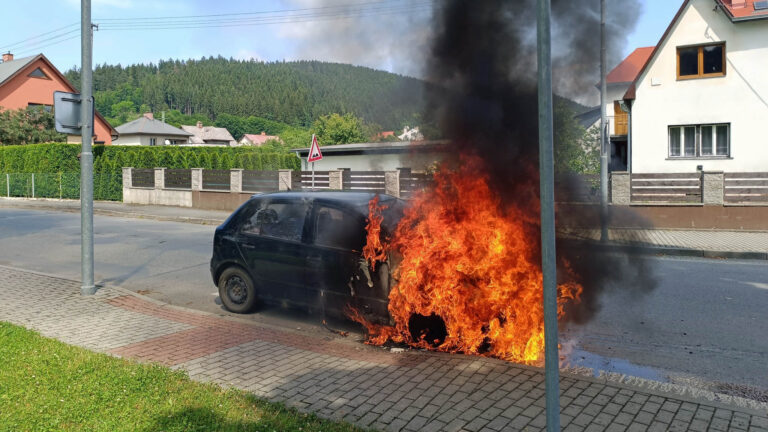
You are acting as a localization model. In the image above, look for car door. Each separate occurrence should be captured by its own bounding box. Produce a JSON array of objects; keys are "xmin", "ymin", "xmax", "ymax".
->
[
  {"xmin": 304, "ymin": 202, "xmax": 368, "ymax": 314},
  {"xmin": 235, "ymin": 198, "xmax": 310, "ymax": 303}
]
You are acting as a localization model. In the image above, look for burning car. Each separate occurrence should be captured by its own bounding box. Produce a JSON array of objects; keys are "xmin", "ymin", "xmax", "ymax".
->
[{"xmin": 210, "ymin": 191, "xmax": 404, "ymax": 324}]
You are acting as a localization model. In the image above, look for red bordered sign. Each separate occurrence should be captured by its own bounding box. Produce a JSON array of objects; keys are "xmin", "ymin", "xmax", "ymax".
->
[{"xmin": 308, "ymin": 134, "xmax": 323, "ymax": 163}]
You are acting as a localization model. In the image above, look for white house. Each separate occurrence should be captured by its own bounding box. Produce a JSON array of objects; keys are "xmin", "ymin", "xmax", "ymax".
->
[
  {"xmin": 113, "ymin": 113, "xmax": 192, "ymax": 146},
  {"xmin": 293, "ymin": 141, "xmax": 447, "ymax": 171},
  {"xmin": 624, "ymin": 0, "xmax": 768, "ymax": 173}
]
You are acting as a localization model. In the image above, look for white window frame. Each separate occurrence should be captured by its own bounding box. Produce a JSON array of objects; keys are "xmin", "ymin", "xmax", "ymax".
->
[
  {"xmin": 668, "ymin": 123, "xmax": 730, "ymax": 158},
  {"xmin": 149, "ymin": 138, "xmax": 157, "ymax": 146}
]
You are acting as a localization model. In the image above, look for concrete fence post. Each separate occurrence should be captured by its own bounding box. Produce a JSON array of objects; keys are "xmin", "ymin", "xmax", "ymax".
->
[
  {"xmin": 154, "ymin": 168, "xmax": 166, "ymax": 190},
  {"xmin": 191, "ymin": 168, "xmax": 203, "ymax": 191},
  {"xmin": 702, "ymin": 171, "xmax": 724, "ymax": 206},
  {"xmin": 610, "ymin": 171, "xmax": 630, "ymax": 205},
  {"xmin": 385, "ymin": 170, "xmax": 400, "ymax": 197},
  {"xmin": 230, "ymin": 169, "xmax": 243, "ymax": 193},
  {"xmin": 122, "ymin": 167, "xmax": 133, "ymax": 189},
  {"xmin": 328, "ymin": 169, "xmax": 343, "ymax": 190},
  {"xmin": 278, "ymin": 169, "xmax": 292, "ymax": 191}
]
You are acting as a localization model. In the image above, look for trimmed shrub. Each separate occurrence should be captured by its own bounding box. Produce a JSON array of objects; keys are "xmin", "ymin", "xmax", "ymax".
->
[{"xmin": 0, "ymin": 143, "xmax": 300, "ymax": 200}]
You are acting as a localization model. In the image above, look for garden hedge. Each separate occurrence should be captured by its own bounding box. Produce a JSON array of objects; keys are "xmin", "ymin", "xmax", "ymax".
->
[{"xmin": 0, "ymin": 143, "xmax": 301, "ymax": 201}]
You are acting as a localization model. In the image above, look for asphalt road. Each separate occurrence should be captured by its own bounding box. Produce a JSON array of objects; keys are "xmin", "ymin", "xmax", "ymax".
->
[{"xmin": 1, "ymin": 207, "xmax": 766, "ymax": 392}]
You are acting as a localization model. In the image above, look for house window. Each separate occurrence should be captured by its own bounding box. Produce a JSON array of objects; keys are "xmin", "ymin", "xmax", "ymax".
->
[
  {"xmin": 150, "ymin": 138, "xmax": 157, "ymax": 146},
  {"xmin": 669, "ymin": 124, "xmax": 730, "ymax": 158},
  {"xmin": 677, "ymin": 43, "xmax": 725, "ymax": 79},
  {"xmin": 28, "ymin": 67, "xmax": 50, "ymax": 80},
  {"xmin": 27, "ymin": 103, "xmax": 52, "ymax": 113}
]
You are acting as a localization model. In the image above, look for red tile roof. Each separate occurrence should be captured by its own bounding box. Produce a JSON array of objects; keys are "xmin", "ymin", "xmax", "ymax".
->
[
  {"xmin": 242, "ymin": 133, "xmax": 279, "ymax": 146},
  {"xmin": 607, "ymin": 47, "xmax": 655, "ymax": 84},
  {"xmin": 719, "ymin": 0, "xmax": 768, "ymax": 19}
]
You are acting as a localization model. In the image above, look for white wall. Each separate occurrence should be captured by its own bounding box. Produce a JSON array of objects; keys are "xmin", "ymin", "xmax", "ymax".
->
[
  {"xmin": 112, "ymin": 135, "xmax": 188, "ymax": 146},
  {"xmin": 631, "ymin": 0, "xmax": 768, "ymax": 173},
  {"xmin": 299, "ymin": 151, "xmax": 446, "ymax": 171}
]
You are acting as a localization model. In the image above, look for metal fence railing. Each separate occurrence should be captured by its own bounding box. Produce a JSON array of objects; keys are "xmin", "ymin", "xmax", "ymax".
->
[
  {"xmin": 0, "ymin": 172, "xmax": 123, "ymax": 201},
  {"xmin": 202, "ymin": 169, "xmax": 231, "ymax": 191},
  {"xmin": 164, "ymin": 169, "xmax": 192, "ymax": 189},
  {"xmin": 242, "ymin": 170, "xmax": 279, "ymax": 193},
  {"xmin": 131, "ymin": 169, "xmax": 155, "ymax": 188}
]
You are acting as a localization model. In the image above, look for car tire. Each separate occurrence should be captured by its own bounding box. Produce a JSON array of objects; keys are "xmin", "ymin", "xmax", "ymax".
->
[{"xmin": 218, "ymin": 267, "xmax": 257, "ymax": 313}]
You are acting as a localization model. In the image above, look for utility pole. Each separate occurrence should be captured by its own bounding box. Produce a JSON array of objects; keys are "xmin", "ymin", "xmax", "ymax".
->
[
  {"xmin": 536, "ymin": 0, "xmax": 560, "ymax": 430},
  {"xmin": 80, "ymin": 0, "xmax": 96, "ymax": 295},
  {"xmin": 600, "ymin": 0, "xmax": 609, "ymax": 242}
]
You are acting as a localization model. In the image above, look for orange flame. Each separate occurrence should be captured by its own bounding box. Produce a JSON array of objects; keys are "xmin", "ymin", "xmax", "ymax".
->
[
  {"xmin": 351, "ymin": 156, "xmax": 582, "ymax": 364},
  {"xmin": 362, "ymin": 195, "xmax": 388, "ymax": 271}
]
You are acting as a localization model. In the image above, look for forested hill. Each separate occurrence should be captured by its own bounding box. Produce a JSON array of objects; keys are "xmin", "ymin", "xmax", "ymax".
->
[{"xmin": 64, "ymin": 57, "xmax": 426, "ymax": 130}]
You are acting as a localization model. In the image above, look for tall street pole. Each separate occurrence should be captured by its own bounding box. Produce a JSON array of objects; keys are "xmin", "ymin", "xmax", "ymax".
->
[
  {"xmin": 600, "ymin": 0, "xmax": 609, "ymax": 242},
  {"xmin": 536, "ymin": 0, "xmax": 560, "ymax": 430},
  {"xmin": 80, "ymin": 0, "xmax": 96, "ymax": 295}
]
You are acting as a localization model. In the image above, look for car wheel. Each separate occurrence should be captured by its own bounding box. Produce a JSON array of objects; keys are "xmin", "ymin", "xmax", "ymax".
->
[{"xmin": 218, "ymin": 267, "xmax": 257, "ymax": 313}]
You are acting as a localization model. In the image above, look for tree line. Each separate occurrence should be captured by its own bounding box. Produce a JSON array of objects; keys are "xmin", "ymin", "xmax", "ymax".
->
[{"xmin": 64, "ymin": 57, "xmax": 427, "ymax": 131}]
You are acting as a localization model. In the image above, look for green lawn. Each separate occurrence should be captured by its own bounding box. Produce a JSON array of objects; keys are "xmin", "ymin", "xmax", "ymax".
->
[{"xmin": 0, "ymin": 322, "xmax": 367, "ymax": 432}]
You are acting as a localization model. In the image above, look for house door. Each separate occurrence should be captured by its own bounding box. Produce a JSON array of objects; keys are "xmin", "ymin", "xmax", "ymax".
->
[{"xmin": 613, "ymin": 102, "xmax": 628, "ymax": 136}]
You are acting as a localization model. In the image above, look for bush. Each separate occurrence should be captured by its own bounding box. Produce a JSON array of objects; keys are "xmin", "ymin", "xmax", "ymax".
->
[{"xmin": 0, "ymin": 143, "xmax": 301, "ymax": 201}]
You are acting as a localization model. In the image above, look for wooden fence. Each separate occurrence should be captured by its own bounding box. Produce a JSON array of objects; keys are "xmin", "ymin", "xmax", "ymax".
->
[
  {"xmin": 164, "ymin": 169, "xmax": 191, "ymax": 189},
  {"xmin": 202, "ymin": 169, "xmax": 231, "ymax": 191},
  {"xmin": 131, "ymin": 169, "xmax": 155, "ymax": 188},
  {"xmin": 300, "ymin": 171, "xmax": 330, "ymax": 190},
  {"xmin": 724, "ymin": 173, "xmax": 768, "ymax": 204},
  {"xmin": 242, "ymin": 170, "xmax": 279, "ymax": 193},
  {"xmin": 630, "ymin": 173, "xmax": 702, "ymax": 204},
  {"xmin": 343, "ymin": 171, "xmax": 387, "ymax": 194}
]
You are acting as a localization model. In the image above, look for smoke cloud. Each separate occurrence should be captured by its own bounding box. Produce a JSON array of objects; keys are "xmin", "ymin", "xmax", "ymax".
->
[
  {"xmin": 284, "ymin": 0, "xmax": 642, "ymax": 105},
  {"xmin": 426, "ymin": 0, "xmax": 656, "ymax": 323}
]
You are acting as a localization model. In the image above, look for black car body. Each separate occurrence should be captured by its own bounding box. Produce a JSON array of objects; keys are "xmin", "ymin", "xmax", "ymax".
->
[{"xmin": 210, "ymin": 192, "xmax": 404, "ymax": 324}]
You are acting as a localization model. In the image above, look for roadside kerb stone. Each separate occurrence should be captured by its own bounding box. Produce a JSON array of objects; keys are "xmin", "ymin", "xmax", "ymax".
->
[{"xmin": 1, "ymin": 265, "xmax": 767, "ymax": 432}]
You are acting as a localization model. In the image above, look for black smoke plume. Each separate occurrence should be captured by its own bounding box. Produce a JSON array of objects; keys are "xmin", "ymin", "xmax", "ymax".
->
[{"xmin": 425, "ymin": 0, "xmax": 656, "ymax": 323}]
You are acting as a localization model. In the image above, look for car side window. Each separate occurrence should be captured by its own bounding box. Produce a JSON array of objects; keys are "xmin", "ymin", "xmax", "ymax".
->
[
  {"xmin": 241, "ymin": 201, "xmax": 308, "ymax": 242},
  {"xmin": 314, "ymin": 205, "xmax": 365, "ymax": 251}
]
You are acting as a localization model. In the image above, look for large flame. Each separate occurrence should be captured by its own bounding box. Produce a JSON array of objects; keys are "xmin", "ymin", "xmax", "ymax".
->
[{"xmin": 353, "ymin": 156, "xmax": 582, "ymax": 364}]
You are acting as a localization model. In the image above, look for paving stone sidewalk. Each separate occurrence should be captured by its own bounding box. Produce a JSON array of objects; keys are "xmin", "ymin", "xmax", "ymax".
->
[
  {"xmin": 561, "ymin": 228, "xmax": 768, "ymax": 254},
  {"xmin": 1, "ymin": 266, "xmax": 767, "ymax": 431}
]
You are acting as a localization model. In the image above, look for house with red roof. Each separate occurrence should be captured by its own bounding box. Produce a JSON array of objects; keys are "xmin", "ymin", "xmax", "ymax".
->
[
  {"xmin": 619, "ymin": 0, "xmax": 768, "ymax": 173},
  {"xmin": 239, "ymin": 132, "xmax": 280, "ymax": 147},
  {"xmin": 600, "ymin": 46, "xmax": 655, "ymax": 171},
  {"xmin": 0, "ymin": 53, "xmax": 117, "ymax": 144}
]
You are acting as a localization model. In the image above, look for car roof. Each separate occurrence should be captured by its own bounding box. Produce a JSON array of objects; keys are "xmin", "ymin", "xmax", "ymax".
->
[{"xmin": 250, "ymin": 191, "xmax": 399, "ymax": 206}]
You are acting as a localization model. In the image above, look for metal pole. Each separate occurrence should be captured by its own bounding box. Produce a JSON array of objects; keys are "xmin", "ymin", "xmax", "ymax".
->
[
  {"xmin": 537, "ymin": 1, "xmax": 560, "ymax": 430},
  {"xmin": 80, "ymin": 0, "xmax": 96, "ymax": 295},
  {"xmin": 312, "ymin": 162, "xmax": 315, "ymax": 191},
  {"xmin": 600, "ymin": 0, "xmax": 609, "ymax": 242},
  {"xmin": 31, "ymin": 173, "xmax": 35, "ymax": 198},
  {"xmin": 6, "ymin": 174, "xmax": 9, "ymax": 197}
]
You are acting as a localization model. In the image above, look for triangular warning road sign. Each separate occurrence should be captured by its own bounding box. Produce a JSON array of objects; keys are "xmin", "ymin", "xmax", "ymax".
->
[{"xmin": 308, "ymin": 134, "xmax": 323, "ymax": 162}]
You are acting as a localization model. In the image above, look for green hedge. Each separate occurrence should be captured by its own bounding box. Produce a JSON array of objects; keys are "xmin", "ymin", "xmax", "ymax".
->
[{"xmin": 0, "ymin": 143, "xmax": 300, "ymax": 201}]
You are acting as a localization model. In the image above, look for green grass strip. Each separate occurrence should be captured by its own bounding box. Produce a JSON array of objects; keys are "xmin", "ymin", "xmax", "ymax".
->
[{"xmin": 0, "ymin": 322, "xmax": 368, "ymax": 432}]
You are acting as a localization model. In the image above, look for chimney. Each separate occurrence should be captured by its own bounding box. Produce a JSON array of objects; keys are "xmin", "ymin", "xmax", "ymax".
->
[
  {"xmin": 196, "ymin": 121, "xmax": 203, "ymax": 128},
  {"xmin": 261, "ymin": 131, "xmax": 266, "ymax": 136},
  {"xmin": 2, "ymin": 52, "xmax": 13, "ymax": 62},
  {"xmin": 143, "ymin": 112, "xmax": 153, "ymax": 120}
]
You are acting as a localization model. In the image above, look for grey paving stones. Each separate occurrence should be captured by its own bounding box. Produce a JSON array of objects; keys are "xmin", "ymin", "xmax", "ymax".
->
[{"xmin": 1, "ymin": 265, "xmax": 767, "ymax": 432}]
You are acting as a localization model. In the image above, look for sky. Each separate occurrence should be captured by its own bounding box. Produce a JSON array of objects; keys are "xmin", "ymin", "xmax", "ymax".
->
[{"xmin": 0, "ymin": 0, "xmax": 683, "ymax": 84}]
